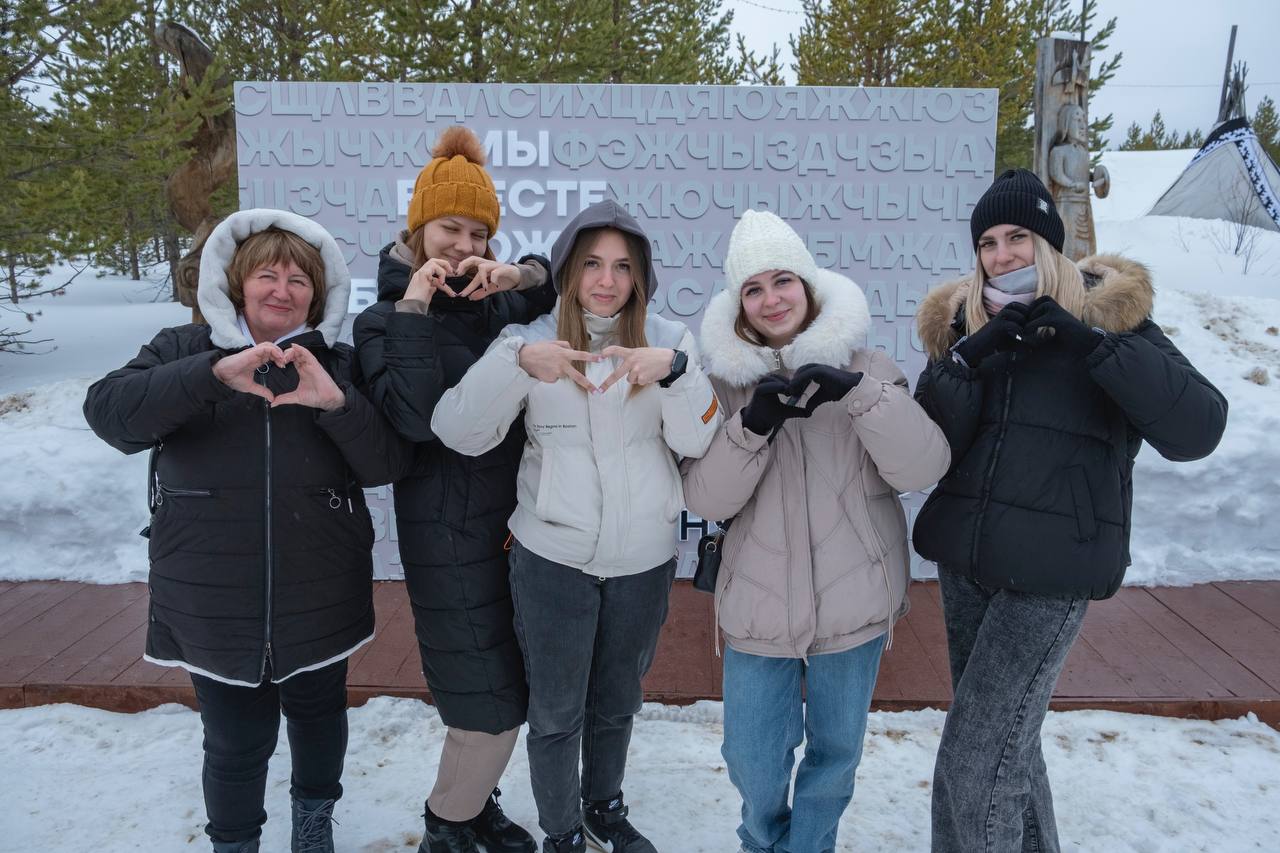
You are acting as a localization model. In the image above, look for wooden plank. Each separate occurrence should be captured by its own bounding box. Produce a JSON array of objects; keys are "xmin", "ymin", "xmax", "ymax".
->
[
  {"xmin": 1215, "ymin": 581, "xmax": 1280, "ymax": 630},
  {"xmin": 1054, "ymin": 632, "xmax": 1137, "ymax": 698},
  {"xmin": 114, "ymin": 649, "xmax": 179, "ymax": 686},
  {"xmin": 0, "ymin": 582, "xmax": 85, "ymax": 635},
  {"xmin": 904, "ymin": 582, "xmax": 955, "ymax": 691},
  {"xmin": 26, "ymin": 595, "xmax": 151, "ymax": 684},
  {"xmin": 343, "ymin": 581, "xmax": 401, "ymax": 676},
  {"xmin": 1096, "ymin": 590, "xmax": 1236, "ymax": 699},
  {"xmin": 1149, "ymin": 586, "xmax": 1280, "ymax": 694},
  {"xmin": 1122, "ymin": 588, "xmax": 1276, "ymax": 699},
  {"xmin": 879, "ymin": 615, "xmax": 949, "ymax": 703},
  {"xmin": 348, "ymin": 589, "xmax": 418, "ymax": 687},
  {"xmin": 0, "ymin": 584, "xmax": 145, "ymax": 682},
  {"xmin": 1072, "ymin": 597, "xmax": 1185, "ymax": 698},
  {"xmin": 348, "ymin": 583, "xmax": 411, "ymax": 676},
  {"xmin": 72, "ymin": 621, "xmax": 148, "ymax": 685}
]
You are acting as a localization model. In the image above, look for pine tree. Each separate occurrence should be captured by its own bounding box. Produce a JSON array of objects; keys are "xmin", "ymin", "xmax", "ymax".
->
[
  {"xmin": 46, "ymin": 0, "xmax": 195, "ymax": 284},
  {"xmin": 0, "ymin": 0, "xmax": 85, "ymax": 321},
  {"xmin": 791, "ymin": 0, "xmax": 1120, "ymax": 173},
  {"xmin": 1253, "ymin": 96, "xmax": 1280, "ymax": 163}
]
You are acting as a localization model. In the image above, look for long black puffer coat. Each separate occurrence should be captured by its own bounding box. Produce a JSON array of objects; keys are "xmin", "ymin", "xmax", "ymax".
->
[
  {"xmin": 84, "ymin": 325, "xmax": 409, "ymax": 685},
  {"xmin": 912, "ymin": 254, "xmax": 1227, "ymax": 600},
  {"xmin": 352, "ymin": 242, "xmax": 555, "ymax": 733}
]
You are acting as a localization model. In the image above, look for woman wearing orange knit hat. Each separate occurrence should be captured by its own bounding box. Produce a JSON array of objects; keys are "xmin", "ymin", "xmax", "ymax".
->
[{"xmin": 354, "ymin": 127, "xmax": 555, "ymax": 853}]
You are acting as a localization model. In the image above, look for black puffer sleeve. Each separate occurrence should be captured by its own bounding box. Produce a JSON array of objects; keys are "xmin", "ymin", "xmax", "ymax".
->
[
  {"xmin": 352, "ymin": 301, "xmax": 446, "ymax": 444},
  {"xmin": 1085, "ymin": 319, "xmax": 1228, "ymax": 461},
  {"xmin": 510, "ymin": 254, "xmax": 556, "ymax": 321},
  {"xmin": 914, "ymin": 358, "xmax": 985, "ymax": 465},
  {"xmin": 82, "ymin": 325, "xmax": 234, "ymax": 455},
  {"xmin": 314, "ymin": 344, "xmax": 414, "ymax": 486}
]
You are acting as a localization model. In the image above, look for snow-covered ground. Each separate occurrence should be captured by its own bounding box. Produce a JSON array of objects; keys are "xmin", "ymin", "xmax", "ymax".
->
[{"xmin": 5, "ymin": 698, "xmax": 1278, "ymax": 852}]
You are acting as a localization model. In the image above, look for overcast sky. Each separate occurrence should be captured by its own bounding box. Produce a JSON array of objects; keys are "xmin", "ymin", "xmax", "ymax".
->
[{"xmin": 727, "ymin": 0, "xmax": 1280, "ymax": 148}]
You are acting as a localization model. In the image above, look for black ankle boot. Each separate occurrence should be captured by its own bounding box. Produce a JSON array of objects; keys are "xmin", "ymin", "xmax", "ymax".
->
[
  {"xmin": 471, "ymin": 788, "xmax": 536, "ymax": 853},
  {"xmin": 211, "ymin": 840, "xmax": 259, "ymax": 853},
  {"xmin": 542, "ymin": 826, "xmax": 586, "ymax": 853},
  {"xmin": 421, "ymin": 802, "xmax": 480, "ymax": 853},
  {"xmin": 291, "ymin": 797, "xmax": 336, "ymax": 853},
  {"xmin": 582, "ymin": 794, "xmax": 656, "ymax": 853}
]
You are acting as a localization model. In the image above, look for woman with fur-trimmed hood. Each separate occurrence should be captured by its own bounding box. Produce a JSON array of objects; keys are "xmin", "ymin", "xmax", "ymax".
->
[
  {"xmin": 84, "ymin": 209, "xmax": 410, "ymax": 852},
  {"xmin": 681, "ymin": 210, "xmax": 950, "ymax": 853},
  {"xmin": 912, "ymin": 169, "xmax": 1227, "ymax": 853}
]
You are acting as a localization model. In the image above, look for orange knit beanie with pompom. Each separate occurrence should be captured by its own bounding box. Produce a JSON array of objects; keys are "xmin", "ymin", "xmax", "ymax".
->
[{"xmin": 407, "ymin": 126, "xmax": 499, "ymax": 236}]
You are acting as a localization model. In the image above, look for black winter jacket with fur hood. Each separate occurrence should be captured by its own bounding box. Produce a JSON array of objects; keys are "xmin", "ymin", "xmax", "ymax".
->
[{"xmin": 912, "ymin": 254, "xmax": 1227, "ymax": 599}]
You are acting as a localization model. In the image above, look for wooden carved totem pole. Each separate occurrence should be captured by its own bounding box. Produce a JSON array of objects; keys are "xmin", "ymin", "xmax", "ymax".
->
[{"xmin": 1034, "ymin": 36, "xmax": 1110, "ymax": 261}]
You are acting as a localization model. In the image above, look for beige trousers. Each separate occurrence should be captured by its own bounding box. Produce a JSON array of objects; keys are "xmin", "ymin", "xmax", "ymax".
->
[{"xmin": 427, "ymin": 724, "xmax": 521, "ymax": 821}]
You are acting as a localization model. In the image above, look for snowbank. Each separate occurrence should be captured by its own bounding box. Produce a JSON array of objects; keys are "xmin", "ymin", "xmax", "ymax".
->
[
  {"xmin": 4, "ymin": 698, "xmax": 1278, "ymax": 851},
  {"xmin": 0, "ymin": 267, "xmax": 189, "ymax": 397}
]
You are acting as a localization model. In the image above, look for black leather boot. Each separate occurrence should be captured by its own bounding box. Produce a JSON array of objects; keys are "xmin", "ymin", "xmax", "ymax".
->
[
  {"xmin": 471, "ymin": 788, "xmax": 536, "ymax": 853},
  {"xmin": 211, "ymin": 840, "xmax": 260, "ymax": 853},
  {"xmin": 421, "ymin": 802, "xmax": 481, "ymax": 853}
]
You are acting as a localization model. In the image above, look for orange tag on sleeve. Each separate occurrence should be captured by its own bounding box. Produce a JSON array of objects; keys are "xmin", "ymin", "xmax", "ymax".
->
[{"xmin": 701, "ymin": 395, "xmax": 720, "ymax": 424}]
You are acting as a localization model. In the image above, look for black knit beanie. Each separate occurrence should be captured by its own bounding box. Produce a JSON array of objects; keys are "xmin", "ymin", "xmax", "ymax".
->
[{"xmin": 969, "ymin": 168, "xmax": 1065, "ymax": 252}]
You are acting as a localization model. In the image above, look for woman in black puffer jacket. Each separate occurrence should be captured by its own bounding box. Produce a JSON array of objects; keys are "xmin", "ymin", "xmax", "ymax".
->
[
  {"xmin": 84, "ymin": 209, "xmax": 409, "ymax": 853},
  {"xmin": 352, "ymin": 126, "xmax": 554, "ymax": 853},
  {"xmin": 912, "ymin": 169, "xmax": 1227, "ymax": 853}
]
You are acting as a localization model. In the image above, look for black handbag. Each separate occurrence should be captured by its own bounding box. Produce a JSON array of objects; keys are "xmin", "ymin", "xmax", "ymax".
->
[{"xmin": 693, "ymin": 518, "xmax": 733, "ymax": 594}]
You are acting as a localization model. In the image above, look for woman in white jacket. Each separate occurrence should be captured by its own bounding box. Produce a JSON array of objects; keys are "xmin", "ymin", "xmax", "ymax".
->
[{"xmin": 432, "ymin": 200, "xmax": 722, "ymax": 853}]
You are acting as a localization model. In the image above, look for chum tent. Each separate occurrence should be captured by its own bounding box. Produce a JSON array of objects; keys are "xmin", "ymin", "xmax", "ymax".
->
[{"xmin": 1148, "ymin": 117, "xmax": 1280, "ymax": 232}]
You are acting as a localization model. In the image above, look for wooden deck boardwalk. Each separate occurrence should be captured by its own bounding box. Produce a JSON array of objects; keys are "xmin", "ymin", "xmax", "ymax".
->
[{"xmin": 2, "ymin": 580, "xmax": 1278, "ymax": 726}]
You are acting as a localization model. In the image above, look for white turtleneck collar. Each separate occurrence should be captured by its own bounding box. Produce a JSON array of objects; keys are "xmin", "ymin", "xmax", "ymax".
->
[{"xmin": 583, "ymin": 308, "xmax": 622, "ymax": 344}]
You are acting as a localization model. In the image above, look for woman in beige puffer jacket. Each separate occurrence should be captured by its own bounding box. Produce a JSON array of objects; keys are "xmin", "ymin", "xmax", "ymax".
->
[{"xmin": 681, "ymin": 210, "xmax": 950, "ymax": 853}]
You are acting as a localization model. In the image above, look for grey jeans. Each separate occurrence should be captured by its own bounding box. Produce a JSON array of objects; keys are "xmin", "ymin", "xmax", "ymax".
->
[
  {"xmin": 508, "ymin": 541, "xmax": 676, "ymax": 837},
  {"xmin": 932, "ymin": 569, "xmax": 1088, "ymax": 853}
]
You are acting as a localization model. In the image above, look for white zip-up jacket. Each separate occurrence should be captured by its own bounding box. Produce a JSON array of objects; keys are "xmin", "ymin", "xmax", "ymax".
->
[{"xmin": 432, "ymin": 303, "xmax": 722, "ymax": 577}]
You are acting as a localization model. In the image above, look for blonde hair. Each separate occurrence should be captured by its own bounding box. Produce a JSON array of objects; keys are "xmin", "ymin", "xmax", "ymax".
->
[
  {"xmin": 964, "ymin": 234, "xmax": 1085, "ymax": 335},
  {"xmin": 227, "ymin": 228, "xmax": 327, "ymax": 328},
  {"xmin": 557, "ymin": 228, "xmax": 649, "ymax": 372}
]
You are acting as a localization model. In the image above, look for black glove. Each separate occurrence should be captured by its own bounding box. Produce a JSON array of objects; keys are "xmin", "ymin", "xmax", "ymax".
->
[
  {"xmin": 952, "ymin": 302, "xmax": 1029, "ymax": 367},
  {"xmin": 740, "ymin": 375, "xmax": 811, "ymax": 436},
  {"xmin": 1023, "ymin": 295, "xmax": 1103, "ymax": 357},
  {"xmin": 789, "ymin": 363, "xmax": 865, "ymax": 411}
]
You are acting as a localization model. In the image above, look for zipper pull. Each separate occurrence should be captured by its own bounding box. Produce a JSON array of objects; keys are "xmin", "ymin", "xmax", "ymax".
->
[
  {"xmin": 327, "ymin": 488, "xmax": 342, "ymax": 510},
  {"xmin": 772, "ymin": 349, "xmax": 782, "ymax": 370}
]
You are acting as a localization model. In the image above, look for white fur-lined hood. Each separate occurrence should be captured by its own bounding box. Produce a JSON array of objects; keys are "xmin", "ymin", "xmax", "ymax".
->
[
  {"xmin": 699, "ymin": 267, "xmax": 871, "ymax": 387},
  {"xmin": 197, "ymin": 209, "xmax": 351, "ymax": 349}
]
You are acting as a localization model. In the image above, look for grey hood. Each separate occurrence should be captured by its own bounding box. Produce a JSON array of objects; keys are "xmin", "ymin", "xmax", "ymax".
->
[{"xmin": 549, "ymin": 199, "xmax": 658, "ymax": 298}]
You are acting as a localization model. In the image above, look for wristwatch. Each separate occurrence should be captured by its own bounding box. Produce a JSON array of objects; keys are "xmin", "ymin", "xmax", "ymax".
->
[{"xmin": 659, "ymin": 349, "xmax": 688, "ymax": 388}]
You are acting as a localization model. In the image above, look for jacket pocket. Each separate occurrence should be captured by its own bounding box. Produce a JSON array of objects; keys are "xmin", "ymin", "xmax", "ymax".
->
[
  {"xmin": 1066, "ymin": 465, "xmax": 1097, "ymax": 542},
  {"xmin": 532, "ymin": 448, "xmax": 581, "ymax": 527}
]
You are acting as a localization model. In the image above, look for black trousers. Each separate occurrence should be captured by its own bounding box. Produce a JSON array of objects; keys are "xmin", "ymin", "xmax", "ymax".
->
[{"xmin": 190, "ymin": 660, "xmax": 349, "ymax": 843}]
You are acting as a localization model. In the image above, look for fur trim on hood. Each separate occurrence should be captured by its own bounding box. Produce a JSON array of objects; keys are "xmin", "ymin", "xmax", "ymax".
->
[
  {"xmin": 198, "ymin": 209, "xmax": 351, "ymax": 349},
  {"xmin": 915, "ymin": 253, "xmax": 1155, "ymax": 360},
  {"xmin": 699, "ymin": 267, "xmax": 871, "ymax": 387}
]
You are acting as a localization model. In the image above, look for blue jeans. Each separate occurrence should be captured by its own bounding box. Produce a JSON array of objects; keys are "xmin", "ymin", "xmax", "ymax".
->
[
  {"xmin": 931, "ymin": 569, "xmax": 1088, "ymax": 853},
  {"xmin": 721, "ymin": 636, "xmax": 886, "ymax": 853}
]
